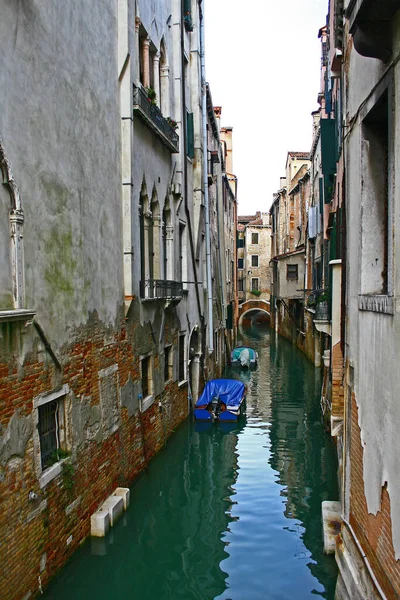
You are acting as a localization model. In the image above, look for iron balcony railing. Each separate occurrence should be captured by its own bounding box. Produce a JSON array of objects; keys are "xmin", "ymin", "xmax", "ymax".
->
[
  {"xmin": 133, "ymin": 85, "xmax": 179, "ymax": 153},
  {"xmin": 140, "ymin": 279, "xmax": 183, "ymax": 301}
]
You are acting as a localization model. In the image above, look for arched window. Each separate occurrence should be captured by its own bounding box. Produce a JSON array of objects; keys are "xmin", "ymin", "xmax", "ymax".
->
[
  {"xmin": 139, "ymin": 180, "xmax": 150, "ymax": 286},
  {"xmin": 159, "ymin": 39, "xmax": 170, "ymax": 117},
  {"xmin": 150, "ymin": 191, "xmax": 160, "ymax": 280},
  {"xmin": 162, "ymin": 198, "xmax": 173, "ymax": 280}
]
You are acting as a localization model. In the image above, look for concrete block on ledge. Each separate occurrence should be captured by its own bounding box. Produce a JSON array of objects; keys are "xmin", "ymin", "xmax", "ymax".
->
[
  {"xmin": 101, "ymin": 495, "xmax": 124, "ymax": 526},
  {"xmin": 114, "ymin": 487, "xmax": 130, "ymax": 510},
  {"xmin": 90, "ymin": 509, "xmax": 110, "ymax": 538}
]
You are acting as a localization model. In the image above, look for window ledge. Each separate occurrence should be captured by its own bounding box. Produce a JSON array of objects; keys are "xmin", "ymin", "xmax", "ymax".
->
[
  {"xmin": 39, "ymin": 461, "xmax": 63, "ymax": 489},
  {"xmin": 0, "ymin": 309, "xmax": 36, "ymax": 323},
  {"xmin": 358, "ymin": 294, "xmax": 394, "ymax": 315},
  {"xmin": 141, "ymin": 394, "xmax": 155, "ymax": 412}
]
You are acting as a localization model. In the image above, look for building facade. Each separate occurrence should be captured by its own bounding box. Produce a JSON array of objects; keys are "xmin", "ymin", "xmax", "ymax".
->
[
  {"xmin": 0, "ymin": 1, "xmax": 235, "ymax": 598},
  {"xmin": 236, "ymin": 212, "xmax": 271, "ymax": 325}
]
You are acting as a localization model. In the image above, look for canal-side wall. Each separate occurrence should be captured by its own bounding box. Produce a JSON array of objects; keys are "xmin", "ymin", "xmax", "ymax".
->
[
  {"xmin": 270, "ymin": 300, "xmax": 318, "ymax": 366},
  {"xmin": 0, "ymin": 308, "xmax": 189, "ymax": 600}
]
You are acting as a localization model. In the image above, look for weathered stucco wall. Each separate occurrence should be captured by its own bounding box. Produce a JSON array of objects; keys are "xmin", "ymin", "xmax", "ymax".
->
[
  {"xmin": 345, "ymin": 15, "xmax": 400, "ymax": 572},
  {"xmin": 0, "ymin": 1, "xmax": 123, "ymax": 347}
]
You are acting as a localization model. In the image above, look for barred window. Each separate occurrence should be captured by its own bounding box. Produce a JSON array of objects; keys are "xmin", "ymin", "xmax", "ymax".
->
[
  {"xmin": 141, "ymin": 355, "xmax": 152, "ymax": 399},
  {"xmin": 38, "ymin": 400, "xmax": 59, "ymax": 470},
  {"xmin": 179, "ymin": 334, "xmax": 186, "ymax": 382}
]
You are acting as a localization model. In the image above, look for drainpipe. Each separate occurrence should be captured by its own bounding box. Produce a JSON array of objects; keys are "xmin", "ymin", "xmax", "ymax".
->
[
  {"xmin": 200, "ymin": 1, "xmax": 214, "ymax": 353},
  {"xmin": 179, "ymin": 2, "xmax": 203, "ymax": 326}
]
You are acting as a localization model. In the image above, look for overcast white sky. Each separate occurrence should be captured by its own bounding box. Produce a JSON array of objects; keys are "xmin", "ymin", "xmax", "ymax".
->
[{"xmin": 205, "ymin": 0, "xmax": 328, "ymax": 215}]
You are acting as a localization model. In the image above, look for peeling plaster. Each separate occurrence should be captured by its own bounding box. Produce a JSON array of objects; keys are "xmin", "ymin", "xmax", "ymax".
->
[
  {"xmin": 0, "ymin": 410, "xmax": 33, "ymax": 466},
  {"xmin": 356, "ymin": 313, "xmax": 400, "ymax": 559}
]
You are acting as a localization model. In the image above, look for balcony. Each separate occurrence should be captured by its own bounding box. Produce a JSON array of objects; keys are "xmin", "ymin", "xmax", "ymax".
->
[
  {"xmin": 307, "ymin": 289, "xmax": 331, "ymax": 335},
  {"xmin": 133, "ymin": 85, "xmax": 179, "ymax": 153},
  {"xmin": 140, "ymin": 279, "xmax": 183, "ymax": 302}
]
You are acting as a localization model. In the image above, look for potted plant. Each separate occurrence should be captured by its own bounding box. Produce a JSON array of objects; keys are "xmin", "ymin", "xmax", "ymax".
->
[
  {"xmin": 250, "ymin": 289, "xmax": 261, "ymax": 297},
  {"xmin": 146, "ymin": 87, "xmax": 157, "ymax": 105},
  {"xmin": 166, "ymin": 117, "xmax": 178, "ymax": 130}
]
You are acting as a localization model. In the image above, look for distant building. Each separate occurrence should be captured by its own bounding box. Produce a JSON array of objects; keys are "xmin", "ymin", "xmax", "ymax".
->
[
  {"xmin": 269, "ymin": 152, "xmax": 310, "ymax": 347},
  {"xmin": 237, "ymin": 212, "xmax": 271, "ymax": 325}
]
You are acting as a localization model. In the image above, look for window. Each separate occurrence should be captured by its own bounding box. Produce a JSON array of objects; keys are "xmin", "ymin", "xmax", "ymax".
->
[
  {"xmin": 38, "ymin": 400, "xmax": 61, "ymax": 470},
  {"xmin": 251, "ymin": 278, "xmax": 259, "ymax": 291},
  {"xmin": 34, "ymin": 385, "xmax": 69, "ymax": 479},
  {"xmin": 251, "ymin": 255, "xmax": 259, "ymax": 268},
  {"xmin": 186, "ymin": 112, "xmax": 194, "ymax": 159},
  {"xmin": 238, "ymin": 258, "xmax": 244, "ymax": 269},
  {"xmin": 141, "ymin": 355, "xmax": 152, "ymax": 398},
  {"xmin": 361, "ymin": 89, "xmax": 390, "ymax": 296},
  {"xmin": 178, "ymin": 223, "xmax": 186, "ymax": 284},
  {"xmin": 179, "ymin": 334, "xmax": 186, "ymax": 382},
  {"xmin": 237, "ymin": 238, "xmax": 244, "ymax": 248},
  {"xmin": 164, "ymin": 346, "xmax": 173, "ymax": 382},
  {"xmin": 252, "ymin": 232, "xmax": 259, "ymax": 245},
  {"xmin": 287, "ymin": 264, "xmax": 298, "ymax": 280},
  {"xmin": 238, "ymin": 278, "xmax": 244, "ymax": 292}
]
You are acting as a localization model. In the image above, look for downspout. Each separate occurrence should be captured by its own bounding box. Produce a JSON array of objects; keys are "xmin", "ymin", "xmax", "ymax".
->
[
  {"xmin": 200, "ymin": 1, "xmax": 214, "ymax": 353},
  {"xmin": 215, "ymin": 181, "xmax": 226, "ymax": 323},
  {"xmin": 180, "ymin": 2, "xmax": 203, "ymax": 326}
]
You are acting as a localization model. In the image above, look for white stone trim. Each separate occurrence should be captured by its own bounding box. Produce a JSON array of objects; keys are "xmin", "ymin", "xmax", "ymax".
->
[
  {"xmin": 141, "ymin": 394, "xmax": 155, "ymax": 412},
  {"xmin": 98, "ymin": 364, "xmax": 118, "ymax": 378},
  {"xmin": 34, "ymin": 384, "xmax": 70, "ymax": 409},
  {"xmin": 39, "ymin": 462, "xmax": 63, "ymax": 489}
]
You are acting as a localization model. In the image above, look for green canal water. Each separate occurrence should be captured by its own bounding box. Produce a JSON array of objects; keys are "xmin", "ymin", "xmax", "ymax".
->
[{"xmin": 44, "ymin": 324, "xmax": 338, "ymax": 600}]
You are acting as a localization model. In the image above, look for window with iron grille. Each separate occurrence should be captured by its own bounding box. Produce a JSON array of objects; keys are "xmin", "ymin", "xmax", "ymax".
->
[
  {"xmin": 179, "ymin": 334, "xmax": 186, "ymax": 382},
  {"xmin": 251, "ymin": 232, "xmax": 259, "ymax": 245},
  {"xmin": 34, "ymin": 386, "xmax": 69, "ymax": 483},
  {"xmin": 38, "ymin": 400, "xmax": 59, "ymax": 470},
  {"xmin": 141, "ymin": 355, "xmax": 152, "ymax": 398},
  {"xmin": 251, "ymin": 255, "xmax": 259, "ymax": 268},
  {"xmin": 287, "ymin": 264, "xmax": 298, "ymax": 280},
  {"xmin": 238, "ymin": 278, "xmax": 244, "ymax": 291},
  {"xmin": 164, "ymin": 346, "xmax": 173, "ymax": 382}
]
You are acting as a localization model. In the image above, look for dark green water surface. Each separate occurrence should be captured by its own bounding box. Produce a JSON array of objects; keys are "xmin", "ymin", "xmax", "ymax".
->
[{"xmin": 44, "ymin": 325, "xmax": 338, "ymax": 599}]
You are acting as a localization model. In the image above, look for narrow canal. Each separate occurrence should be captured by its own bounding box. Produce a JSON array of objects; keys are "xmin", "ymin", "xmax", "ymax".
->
[{"xmin": 44, "ymin": 324, "xmax": 338, "ymax": 600}]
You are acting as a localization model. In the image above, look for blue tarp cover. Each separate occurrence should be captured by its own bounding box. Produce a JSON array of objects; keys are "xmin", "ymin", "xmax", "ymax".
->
[
  {"xmin": 231, "ymin": 347, "xmax": 257, "ymax": 361},
  {"xmin": 194, "ymin": 379, "xmax": 245, "ymax": 409}
]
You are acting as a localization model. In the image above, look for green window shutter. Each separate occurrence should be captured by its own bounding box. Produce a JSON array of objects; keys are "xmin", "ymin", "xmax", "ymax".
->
[
  {"xmin": 320, "ymin": 118, "xmax": 336, "ymax": 176},
  {"xmin": 186, "ymin": 112, "xmax": 194, "ymax": 159}
]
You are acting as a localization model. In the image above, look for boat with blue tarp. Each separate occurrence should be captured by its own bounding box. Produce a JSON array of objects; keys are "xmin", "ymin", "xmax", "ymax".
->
[
  {"xmin": 193, "ymin": 378, "xmax": 246, "ymax": 422},
  {"xmin": 230, "ymin": 346, "xmax": 258, "ymax": 368}
]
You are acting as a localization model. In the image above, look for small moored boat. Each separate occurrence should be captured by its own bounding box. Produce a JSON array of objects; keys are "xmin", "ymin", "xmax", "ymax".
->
[
  {"xmin": 193, "ymin": 378, "xmax": 246, "ymax": 422},
  {"xmin": 230, "ymin": 346, "xmax": 258, "ymax": 369}
]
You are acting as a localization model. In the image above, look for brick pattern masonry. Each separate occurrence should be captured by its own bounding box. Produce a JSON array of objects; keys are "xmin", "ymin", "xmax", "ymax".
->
[{"xmin": 0, "ymin": 312, "xmax": 188, "ymax": 599}]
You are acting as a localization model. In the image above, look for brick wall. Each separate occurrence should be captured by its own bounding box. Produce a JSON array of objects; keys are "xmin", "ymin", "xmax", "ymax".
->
[
  {"xmin": 331, "ymin": 342, "xmax": 344, "ymax": 419},
  {"xmin": 0, "ymin": 313, "xmax": 189, "ymax": 599},
  {"xmin": 350, "ymin": 394, "xmax": 400, "ymax": 598}
]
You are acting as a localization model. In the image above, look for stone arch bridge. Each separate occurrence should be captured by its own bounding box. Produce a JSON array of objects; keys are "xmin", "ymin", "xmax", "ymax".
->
[{"xmin": 238, "ymin": 299, "xmax": 270, "ymax": 325}]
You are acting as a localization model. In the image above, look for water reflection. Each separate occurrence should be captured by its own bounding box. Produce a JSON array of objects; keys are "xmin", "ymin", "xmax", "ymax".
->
[
  {"xmin": 44, "ymin": 421, "xmax": 244, "ymax": 600},
  {"xmin": 44, "ymin": 323, "xmax": 337, "ymax": 600},
  {"xmin": 219, "ymin": 324, "xmax": 338, "ymax": 599}
]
